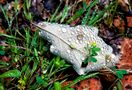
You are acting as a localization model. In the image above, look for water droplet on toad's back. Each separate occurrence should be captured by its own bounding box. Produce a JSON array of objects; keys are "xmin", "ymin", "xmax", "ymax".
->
[
  {"xmin": 67, "ymin": 50, "xmax": 71, "ymax": 53},
  {"xmin": 62, "ymin": 28, "xmax": 67, "ymax": 33},
  {"xmin": 83, "ymin": 30, "xmax": 87, "ymax": 34},
  {"xmin": 68, "ymin": 38, "xmax": 72, "ymax": 42},
  {"xmin": 77, "ymin": 28, "xmax": 80, "ymax": 32},
  {"xmin": 75, "ymin": 40, "xmax": 79, "ymax": 44},
  {"xmin": 71, "ymin": 31, "xmax": 75, "ymax": 35},
  {"xmin": 39, "ymin": 23, "xmax": 43, "ymax": 26},
  {"xmin": 58, "ymin": 28, "xmax": 61, "ymax": 31},
  {"xmin": 50, "ymin": 45, "xmax": 55, "ymax": 49},
  {"xmin": 81, "ymin": 57, "xmax": 85, "ymax": 61},
  {"xmin": 54, "ymin": 49, "xmax": 60, "ymax": 54},
  {"xmin": 47, "ymin": 36, "xmax": 50, "ymax": 39},
  {"xmin": 79, "ymin": 40, "xmax": 83, "ymax": 44}
]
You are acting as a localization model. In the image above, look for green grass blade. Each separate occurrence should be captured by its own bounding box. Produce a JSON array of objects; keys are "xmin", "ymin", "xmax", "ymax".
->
[
  {"xmin": 67, "ymin": 8, "xmax": 84, "ymax": 24},
  {"xmin": 54, "ymin": 82, "xmax": 61, "ymax": 90},
  {"xmin": 0, "ymin": 83, "xmax": 4, "ymax": 90},
  {"xmin": 88, "ymin": 10, "xmax": 105, "ymax": 25},
  {"xmin": 64, "ymin": 72, "xmax": 99, "ymax": 88},
  {"xmin": 88, "ymin": 1, "xmax": 116, "ymax": 25},
  {"xmin": 117, "ymin": 80, "xmax": 122, "ymax": 90},
  {"xmin": 0, "ymin": 34, "xmax": 21, "ymax": 40},
  {"xmin": 0, "ymin": 69, "xmax": 21, "ymax": 78},
  {"xmin": 81, "ymin": 0, "xmax": 98, "ymax": 25},
  {"xmin": 60, "ymin": 6, "xmax": 71, "ymax": 23},
  {"xmin": 0, "ymin": 5, "xmax": 9, "ymax": 24},
  {"xmin": 49, "ymin": 3, "xmax": 62, "ymax": 22}
]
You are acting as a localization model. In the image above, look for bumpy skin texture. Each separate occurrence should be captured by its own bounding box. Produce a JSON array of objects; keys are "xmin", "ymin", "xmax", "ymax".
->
[{"xmin": 37, "ymin": 22, "xmax": 120, "ymax": 75}]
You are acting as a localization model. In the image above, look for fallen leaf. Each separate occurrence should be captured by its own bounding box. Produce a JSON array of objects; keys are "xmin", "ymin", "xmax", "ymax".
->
[
  {"xmin": 0, "ymin": 27, "xmax": 6, "ymax": 34},
  {"xmin": 121, "ymin": 75, "xmax": 132, "ymax": 90},
  {"xmin": 113, "ymin": 16, "xmax": 125, "ymax": 32},
  {"xmin": 62, "ymin": 78, "xmax": 102, "ymax": 90},
  {"xmin": 75, "ymin": 78, "xmax": 102, "ymax": 90},
  {"xmin": 86, "ymin": 0, "xmax": 91, "ymax": 4},
  {"xmin": 113, "ymin": 17, "xmax": 121, "ymax": 27},
  {"xmin": 117, "ymin": 38, "xmax": 132, "ymax": 69},
  {"xmin": 0, "ymin": 0, "xmax": 6, "ymax": 4},
  {"xmin": 1, "ymin": 56, "xmax": 10, "ymax": 62},
  {"xmin": 118, "ymin": 0, "xmax": 130, "ymax": 12},
  {"xmin": 126, "ymin": 16, "xmax": 132, "ymax": 27},
  {"xmin": 61, "ymin": 81, "xmax": 75, "ymax": 88}
]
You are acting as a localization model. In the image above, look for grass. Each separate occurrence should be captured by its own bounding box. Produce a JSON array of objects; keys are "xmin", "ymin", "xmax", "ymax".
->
[{"xmin": 0, "ymin": 0, "xmax": 129, "ymax": 89}]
